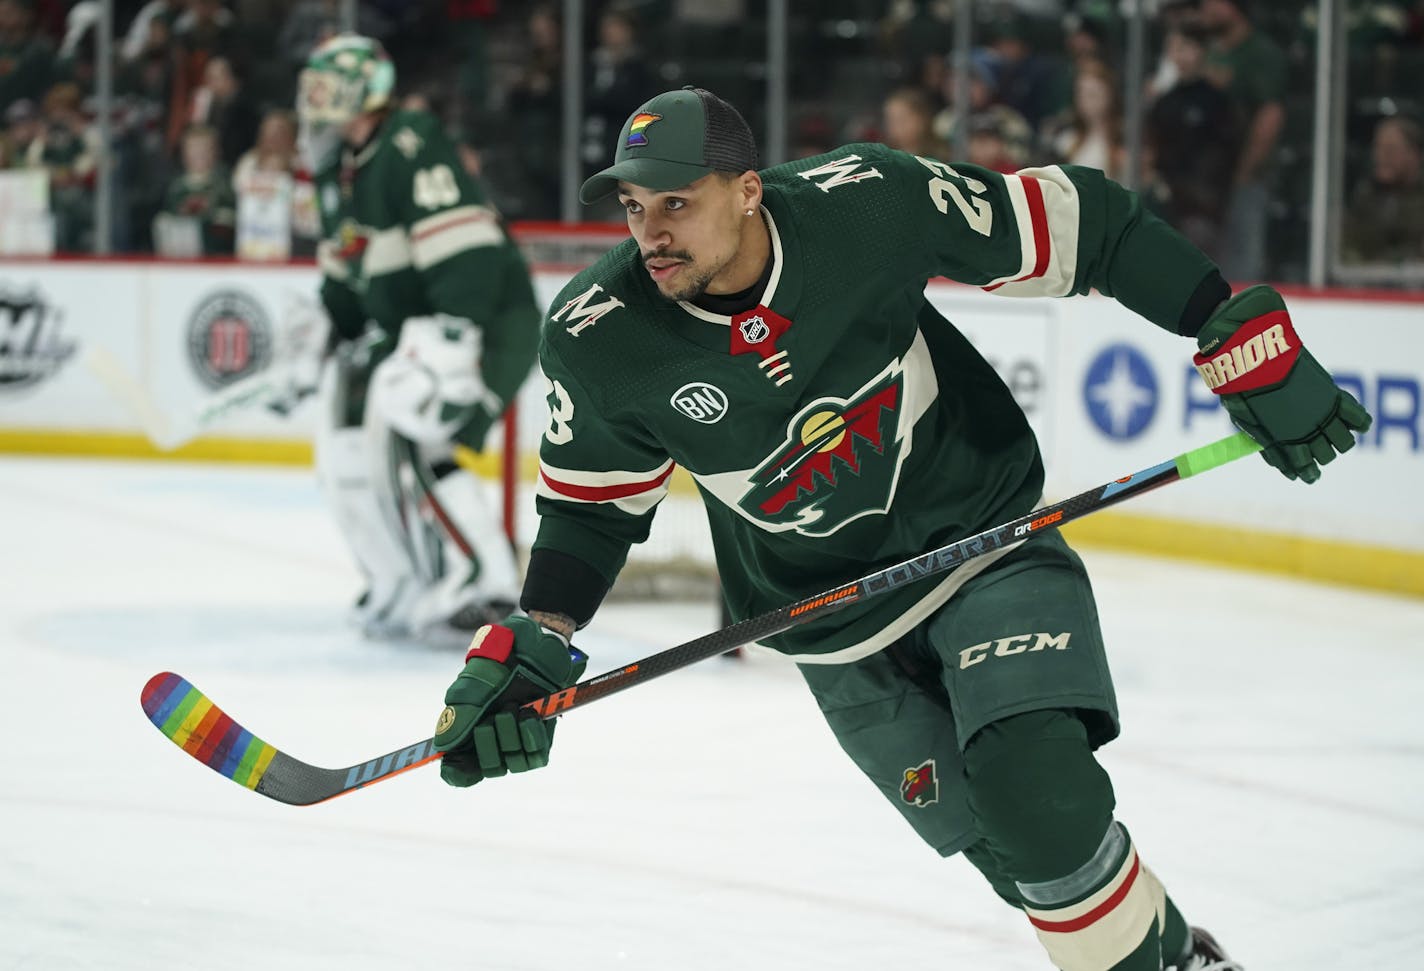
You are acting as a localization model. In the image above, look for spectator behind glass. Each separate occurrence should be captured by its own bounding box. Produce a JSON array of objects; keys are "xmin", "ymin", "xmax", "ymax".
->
[
  {"xmin": 878, "ymin": 0, "xmax": 955, "ymax": 95},
  {"xmin": 580, "ymin": 4, "xmax": 653, "ymax": 217},
  {"xmin": 881, "ymin": 86, "xmax": 950, "ymax": 159},
  {"xmin": 1145, "ymin": 19, "xmax": 1239, "ymax": 263},
  {"xmin": 1199, "ymin": 0, "xmax": 1287, "ymax": 282},
  {"xmin": 966, "ymin": 112, "xmax": 1026, "ymax": 174},
  {"xmin": 1062, "ymin": 11, "xmax": 1110, "ymax": 71},
  {"xmin": 502, "ymin": 3, "xmax": 562, "ymax": 220},
  {"xmin": 233, "ymin": 109, "xmax": 312, "ymax": 260},
  {"xmin": 1041, "ymin": 58, "xmax": 1125, "ymax": 180},
  {"xmin": 233, "ymin": 108, "xmax": 297, "ymax": 184},
  {"xmin": 120, "ymin": 1, "xmax": 179, "ymax": 65},
  {"xmin": 1145, "ymin": 0, "xmax": 1203, "ymax": 101},
  {"xmin": 162, "ymin": 122, "xmax": 235, "ymax": 255},
  {"xmin": 190, "ymin": 55, "xmax": 259, "ymax": 167},
  {"xmin": 1343, "ymin": 115, "xmax": 1424, "ymax": 264},
  {"xmin": 0, "ymin": 0, "xmax": 55, "ymax": 116},
  {"xmin": 166, "ymin": 0, "xmax": 239, "ymax": 154},
  {"xmin": 54, "ymin": 1, "xmax": 100, "ymax": 94},
  {"xmin": 119, "ymin": 5, "xmax": 173, "ymax": 106},
  {"xmin": 110, "ymin": 8, "xmax": 177, "ymax": 254},
  {"xmin": 981, "ymin": 12, "xmax": 1066, "ymax": 132},
  {"xmin": 3, "ymin": 95, "xmax": 40, "ymax": 162},
  {"xmin": 25, "ymin": 81, "xmax": 97, "ymax": 252},
  {"xmin": 933, "ymin": 52, "xmax": 1032, "ymax": 173}
]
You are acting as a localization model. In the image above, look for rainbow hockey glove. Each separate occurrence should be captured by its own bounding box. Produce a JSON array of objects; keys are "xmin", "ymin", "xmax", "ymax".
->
[
  {"xmin": 1194, "ymin": 285, "xmax": 1371, "ymax": 483},
  {"xmin": 433, "ymin": 617, "xmax": 587, "ymax": 787}
]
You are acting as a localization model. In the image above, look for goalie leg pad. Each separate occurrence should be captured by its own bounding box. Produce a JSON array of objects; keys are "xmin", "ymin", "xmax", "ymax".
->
[
  {"xmin": 314, "ymin": 359, "xmax": 422, "ymax": 634},
  {"xmin": 402, "ymin": 455, "xmax": 520, "ymax": 634}
]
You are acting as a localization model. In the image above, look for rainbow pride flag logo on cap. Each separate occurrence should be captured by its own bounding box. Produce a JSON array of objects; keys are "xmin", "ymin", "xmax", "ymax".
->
[{"xmin": 626, "ymin": 112, "xmax": 662, "ymax": 148}]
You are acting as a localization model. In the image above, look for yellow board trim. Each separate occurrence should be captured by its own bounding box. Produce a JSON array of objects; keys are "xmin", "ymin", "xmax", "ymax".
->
[
  {"xmin": 4, "ymin": 430, "xmax": 1421, "ymax": 598},
  {"xmin": 1062, "ymin": 512, "xmax": 1424, "ymax": 599},
  {"xmin": 0, "ymin": 428, "xmax": 314, "ymax": 466}
]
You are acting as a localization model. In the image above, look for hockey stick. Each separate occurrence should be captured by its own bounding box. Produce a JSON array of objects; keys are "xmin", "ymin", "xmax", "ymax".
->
[
  {"xmin": 85, "ymin": 344, "xmax": 288, "ymax": 451},
  {"xmin": 84, "ymin": 294, "xmax": 328, "ymax": 451},
  {"xmin": 141, "ymin": 431, "xmax": 1262, "ymax": 806}
]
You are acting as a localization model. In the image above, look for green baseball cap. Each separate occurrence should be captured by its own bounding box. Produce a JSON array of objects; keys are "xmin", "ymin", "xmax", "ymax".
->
[{"xmin": 578, "ymin": 86, "xmax": 759, "ymax": 204}]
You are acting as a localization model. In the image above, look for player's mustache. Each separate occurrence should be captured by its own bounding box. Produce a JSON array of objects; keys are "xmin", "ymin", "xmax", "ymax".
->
[{"xmin": 642, "ymin": 249, "xmax": 693, "ymax": 265}]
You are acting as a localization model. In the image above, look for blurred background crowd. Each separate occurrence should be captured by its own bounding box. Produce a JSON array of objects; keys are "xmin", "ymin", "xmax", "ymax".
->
[{"xmin": 0, "ymin": 0, "xmax": 1420, "ymax": 286}]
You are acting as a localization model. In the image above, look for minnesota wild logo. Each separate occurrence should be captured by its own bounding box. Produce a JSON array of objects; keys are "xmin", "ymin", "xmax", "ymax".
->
[
  {"xmin": 738, "ymin": 366, "xmax": 905, "ymax": 536},
  {"xmin": 900, "ymin": 759, "xmax": 938, "ymax": 808},
  {"xmin": 334, "ymin": 219, "xmax": 370, "ymax": 262}
]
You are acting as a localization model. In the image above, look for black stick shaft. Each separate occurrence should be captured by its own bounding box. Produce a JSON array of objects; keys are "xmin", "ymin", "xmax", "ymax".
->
[
  {"xmin": 145, "ymin": 432, "xmax": 1258, "ymax": 805},
  {"xmin": 524, "ymin": 430, "xmax": 1259, "ymax": 718}
]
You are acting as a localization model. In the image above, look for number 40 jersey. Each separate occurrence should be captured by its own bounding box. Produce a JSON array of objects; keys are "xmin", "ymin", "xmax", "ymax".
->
[
  {"xmin": 534, "ymin": 142, "xmax": 1224, "ymax": 661},
  {"xmin": 311, "ymin": 109, "xmax": 539, "ymax": 424}
]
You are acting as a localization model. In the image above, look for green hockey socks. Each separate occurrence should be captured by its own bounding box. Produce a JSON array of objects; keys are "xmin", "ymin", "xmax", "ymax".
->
[{"xmin": 962, "ymin": 710, "xmax": 1190, "ymax": 970}]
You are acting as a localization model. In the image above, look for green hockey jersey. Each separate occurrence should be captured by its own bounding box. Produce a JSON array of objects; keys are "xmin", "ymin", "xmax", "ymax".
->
[
  {"xmin": 533, "ymin": 143, "xmax": 1222, "ymax": 659},
  {"xmin": 312, "ymin": 109, "xmax": 540, "ymax": 430}
]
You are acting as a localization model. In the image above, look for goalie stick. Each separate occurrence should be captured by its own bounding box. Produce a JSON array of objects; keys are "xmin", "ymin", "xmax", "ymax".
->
[
  {"xmin": 83, "ymin": 293, "xmax": 328, "ymax": 451},
  {"xmin": 85, "ymin": 345, "xmax": 284, "ymax": 451},
  {"xmin": 141, "ymin": 431, "xmax": 1262, "ymax": 806}
]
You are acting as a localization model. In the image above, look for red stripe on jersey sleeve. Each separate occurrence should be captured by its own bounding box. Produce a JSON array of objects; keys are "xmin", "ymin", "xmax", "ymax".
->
[
  {"xmin": 539, "ymin": 463, "xmax": 676, "ymax": 503},
  {"xmin": 984, "ymin": 176, "xmax": 1050, "ymax": 292}
]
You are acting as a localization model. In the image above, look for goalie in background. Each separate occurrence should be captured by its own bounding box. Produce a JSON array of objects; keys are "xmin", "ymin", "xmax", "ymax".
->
[{"xmin": 276, "ymin": 34, "xmax": 540, "ymax": 644}]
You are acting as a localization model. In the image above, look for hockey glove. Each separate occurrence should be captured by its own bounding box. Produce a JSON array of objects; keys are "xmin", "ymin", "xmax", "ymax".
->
[
  {"xmin": 1193, "ymin": 285, "xmax": 1371, "ymax": 483},
  {"xmin": 433, "ymin": 616, "xmax": 587, "ymax": 787}
]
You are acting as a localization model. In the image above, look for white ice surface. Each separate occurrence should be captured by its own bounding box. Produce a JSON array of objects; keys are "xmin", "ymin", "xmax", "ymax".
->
[{"xmin": 1, "ymin": 455, "xmax": 1422, "ymax": 971}]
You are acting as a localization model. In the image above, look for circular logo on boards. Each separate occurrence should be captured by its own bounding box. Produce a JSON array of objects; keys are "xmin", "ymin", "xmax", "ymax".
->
[
  {"xmin": 186, "ymin": 289, "xmax": 273, "ymax": 388},
  {"xmin": 670, "ymin": 381, "xmax": 728, "ymax": 424},
  {"xmin": 1082, "ymin": 343, "xmax": 1158, "ymax": 440}
]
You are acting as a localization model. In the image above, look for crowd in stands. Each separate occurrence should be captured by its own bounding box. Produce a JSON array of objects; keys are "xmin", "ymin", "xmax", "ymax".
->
[{"xmin": 0, "ymin": 0, "xmax": 1420, "ymax": 283}]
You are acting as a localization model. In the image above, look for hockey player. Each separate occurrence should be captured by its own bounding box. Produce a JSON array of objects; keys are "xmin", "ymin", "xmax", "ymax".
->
[
  {"xmin": 281, "ymin": 34, "xmax": 541, "ymax": 641},
  {"xmin": 431, "ymin": 88, "xmax": 1371, "ymax": 969}
]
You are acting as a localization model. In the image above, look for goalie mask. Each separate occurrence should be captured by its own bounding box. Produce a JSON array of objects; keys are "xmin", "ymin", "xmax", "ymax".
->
[{"xmin": 296, "ymin": 33, "xmax": 396, "ymax": 171}]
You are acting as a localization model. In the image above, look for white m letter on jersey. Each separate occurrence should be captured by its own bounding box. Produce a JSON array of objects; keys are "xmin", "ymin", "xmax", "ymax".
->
[
  {"xmin": 551, "ymin": 284, "xmax": 625, "ymax": 337},
  {"xmin": 797, "ymin": 155, "xmax": 884, "ymax": 192}
]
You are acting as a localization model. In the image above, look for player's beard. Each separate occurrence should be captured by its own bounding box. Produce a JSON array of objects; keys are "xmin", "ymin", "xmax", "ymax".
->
[
  {"xmin": 660, "ymin": 263, "xmax": 719, "ymax": 303},
  {"xmin": 644, "ymin": 250, "xmax": 727, "ymax": 303}
]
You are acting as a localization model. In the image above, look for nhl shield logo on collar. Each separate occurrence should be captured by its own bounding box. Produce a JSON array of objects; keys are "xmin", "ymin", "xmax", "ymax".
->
[
  {"xmin": 739, "ymin": 314, "xmax": 771, "ymax": 344},
  {"xmin": 730, "ymin": 305, "xmax": 794, "ymax": 387}
]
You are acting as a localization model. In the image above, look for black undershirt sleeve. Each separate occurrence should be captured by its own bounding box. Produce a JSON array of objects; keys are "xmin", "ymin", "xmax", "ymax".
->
[
  {"xmin": 1175, "ymin": 269, "xmax": 1232, "ymax": 339},
  {"xmin": 519, "ymin": 547, "xmax": 612, "ymax": 629}
]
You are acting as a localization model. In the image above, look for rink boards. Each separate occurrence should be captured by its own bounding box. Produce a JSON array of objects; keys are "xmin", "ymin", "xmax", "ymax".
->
[{"xmin": 0, "ymin": 257, "xmax": 1420, "ymax": 595}]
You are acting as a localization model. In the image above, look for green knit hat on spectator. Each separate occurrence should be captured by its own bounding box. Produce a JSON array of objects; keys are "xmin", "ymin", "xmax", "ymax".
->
[{"xmin": 579, "ymin": 86, "xmax": 758, "ymax": 204}]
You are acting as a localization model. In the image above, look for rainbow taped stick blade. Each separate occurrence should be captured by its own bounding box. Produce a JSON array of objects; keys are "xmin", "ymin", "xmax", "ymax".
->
[
  {"xmin": 140, "ymin": 672, "xmax": 441, "ymax": 806},
  {"xmin": 142, "ymin": 671, "xmax": 280, "ymax": 791}
]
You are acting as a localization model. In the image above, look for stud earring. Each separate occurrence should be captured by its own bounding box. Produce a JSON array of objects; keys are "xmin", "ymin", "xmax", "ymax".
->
[{"xmin": 745, "ymin": 209, "xmax": 755, "ymax": 216}]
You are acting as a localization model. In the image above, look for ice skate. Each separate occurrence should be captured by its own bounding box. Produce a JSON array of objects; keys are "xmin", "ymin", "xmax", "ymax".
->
[
  {"xmin": 419, "ymin": 597, "xmax": 518, "ymax": 649},
  {"xmin": 1169, "ymin": 926, "xmax": 1242, "ymax": 971},
  {"xmin": 351, "ymin": 581, "xmax": 418, "ymax": 639}
]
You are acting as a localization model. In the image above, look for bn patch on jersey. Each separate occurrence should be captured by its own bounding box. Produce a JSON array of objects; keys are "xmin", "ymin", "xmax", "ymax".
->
[{"xmin": 670, "ymin": 381, "xmax": 728, "ymax": 424}]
